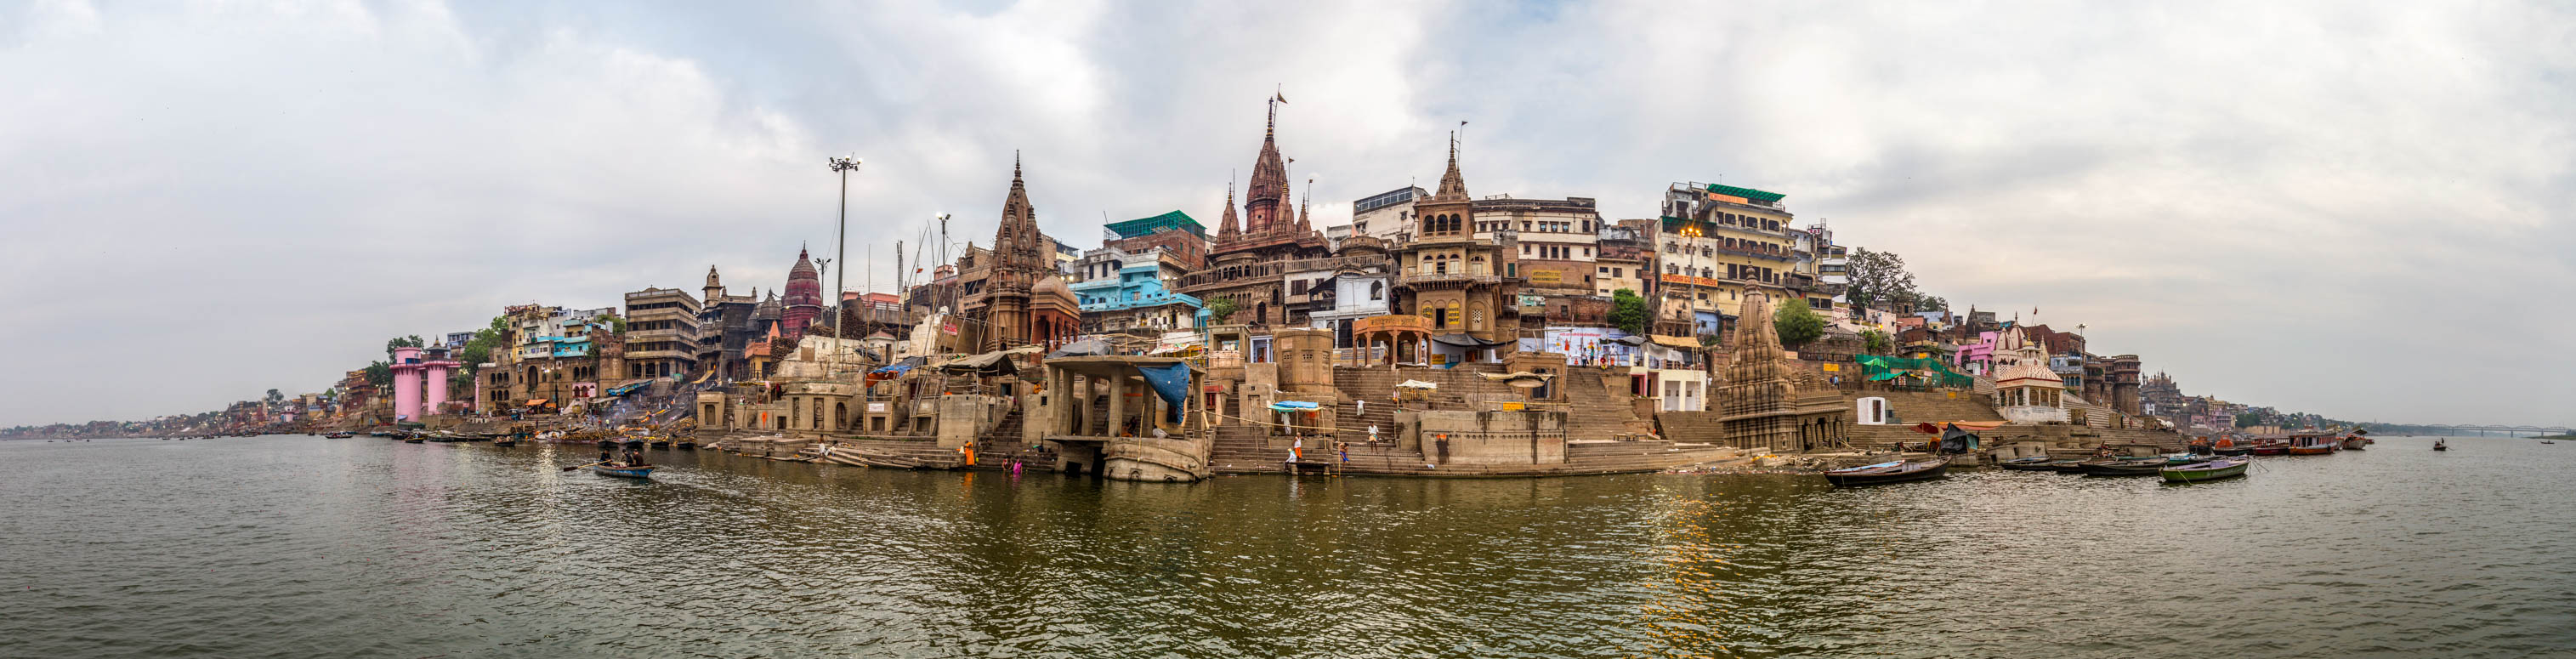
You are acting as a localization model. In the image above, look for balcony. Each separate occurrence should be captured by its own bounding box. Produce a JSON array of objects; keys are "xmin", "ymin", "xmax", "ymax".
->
[{"xmin": 1399, "ymin": 271, "xmax": 1506, "ymax": 287}]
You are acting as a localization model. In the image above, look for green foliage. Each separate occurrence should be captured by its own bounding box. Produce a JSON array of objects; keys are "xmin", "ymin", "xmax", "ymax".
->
[
  {"xmin": 1205, "ymin": 297, "xmax": 1239, "ymax": 323},
  {"xmin": 458, "ymin": 315, "xmax": 510, "ymax": 372},
  {"xmin": 363, "ymin": 361, "xmax": 391, "ymax": 391},
  {"xmin": 1773, "ymin": 298, "xmax": 1826, "ymax": 345},
  {"xmin": 2234, "ymin": 412, "xmax": 2261, "ymax": 429},
  {"xmin": 1860, "ymin": 329, "xmax": 1892, "ymax": 355},
  {"xmin": 593, "ymin": 314, "xmax": 627, "ymax": 333},
  {"xmin": 264, "ymin": 389, "xmax": 283, "ymax": 404},
  {"xmin": 1608, "ymin": 288, "xmax": 1649, "ymax": 336},
  {"xmin": 1845, "ymin": 248, "xmax": 1947, "ymax": 313}
]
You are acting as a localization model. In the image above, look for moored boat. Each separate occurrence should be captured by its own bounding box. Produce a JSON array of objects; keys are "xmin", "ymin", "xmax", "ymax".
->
[
  {"xmin": 2080, "ymin": 458, "xmax": 2172, "ymax": 476},
  {"xmin": 1824, "ymin": 457, "xmax": 1950, "ymax": 486},
  {"xmin": 1998, "ymin": 456, "xmax": 2057, "ymax": 471},
  {"xmin": 2162, "ymin": 457, "xmax": 2250, "ymax": 483},
  {"xmin": 2046, "ymin": 459, "xmax": 2091, "ymax": 473},
  {"xmin": 2284, "ymin": 431, "xmax": 2339, "ymax": 455},
  {"xmin": 2250, "ymin": 441, "xmax": 2289, "ymax": 456},
  {"xmin": 590, "ymin": 463, "xmax": 655, "ymax": 479}
]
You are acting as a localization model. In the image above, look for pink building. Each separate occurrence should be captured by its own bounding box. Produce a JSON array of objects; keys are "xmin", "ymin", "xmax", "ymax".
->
[
  {"xmin": 1955, "ymin": 331, "xmax": 1998, "ymax": 376},
  {"xmin": 388, "ymin": 346, "xmax": 462, "ymax": 422}
]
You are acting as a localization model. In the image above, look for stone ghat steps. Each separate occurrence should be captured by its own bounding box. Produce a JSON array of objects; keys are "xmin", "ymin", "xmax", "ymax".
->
[
  {"xmin": 822, "ymin": 438, "xmax": 963, "ymax": 469},
  {"xmin": 1558, "ymin": 368, "xmax": 1653, "ymax": 439},
  {"xmin": 969, "ymin": 408, "xmax": 1055, "ymax": 469}
]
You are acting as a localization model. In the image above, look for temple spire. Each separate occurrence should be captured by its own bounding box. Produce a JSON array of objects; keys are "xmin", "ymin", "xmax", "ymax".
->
[
  {"xmin": 1434, "ymin": 129, "xmax": 1469, "ymax": 201},
  {"xmin": 1217, "ymin": 179, "xmax": 1240, "ymax": 237}
]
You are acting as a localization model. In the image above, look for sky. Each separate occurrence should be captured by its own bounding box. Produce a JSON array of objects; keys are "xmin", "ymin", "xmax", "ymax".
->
[{"xmin": 3, "ymin": 0, "xmax": 2571, "ymax": 429}]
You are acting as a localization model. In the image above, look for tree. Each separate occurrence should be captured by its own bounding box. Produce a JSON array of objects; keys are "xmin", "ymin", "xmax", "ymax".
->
[
  {"xmin": 1773, "ymin": 298, "xmax": 1826, "ymax": 345},
  {"xmin": 458, "ymin": 315, "xmax": 510, "ymax": 372},
  {"xmin": 1205, "ymin": 297, "xmax": 1238, "ymax": 324},
  {"xmin": 1608, "ymin": 288, "xmax": 1649, "ymax": 335},
  {"xmin": 593, "ymin": 314, "xmax": 627, "ymax": 333},
  {"xmin": 264, "ymin": 389, "xmax": 283, "ymax": 405},
  {"xmin": 1846, "ymin": 247, "xmax": 1940, "ymax": 314},
  {"xmin": 385, "ymin": 335, "xmax": 424, "ymax": 355},
  {"xmin": 1860, "ymin": 329, "xmax": 1892, "ymax": 355},
  {"xmin": 363, "ymin": 361, "xmax": 392, "ymax": 390}
]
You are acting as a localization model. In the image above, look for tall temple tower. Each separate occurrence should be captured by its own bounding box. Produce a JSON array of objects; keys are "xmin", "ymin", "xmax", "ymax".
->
[
  {"xmin": 1719, "ymin": 293, "xmax": 1803, "ymax": 453},
  {"xmin": 1241, "ymin": 100, "xmax": 1291, "ymax": 236},
  {"xmin": 984, "ymin": 154, "xmax": 1049, "ymax": 349},
  {"xmin": 782, "ymin": 247, "xmax": 822, "ymax": 336}
]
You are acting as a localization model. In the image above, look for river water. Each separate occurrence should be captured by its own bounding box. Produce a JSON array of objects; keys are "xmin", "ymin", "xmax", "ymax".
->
[{"xmin": 3, "ymin": 435, "xmax": 2570, "ymax": 657}]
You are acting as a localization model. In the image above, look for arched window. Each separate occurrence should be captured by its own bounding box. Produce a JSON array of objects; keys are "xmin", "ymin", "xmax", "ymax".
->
[
  {"xmin": 811, "ymin": 399, "xmax": 824, "ymax": 430},
  {"xmin": 1370, "ymin": 281, "xmax": 1384, "ymax": 300},
  {"xmin": 834, "ymin": 402, "xmax": 847, "ymax": 429}
]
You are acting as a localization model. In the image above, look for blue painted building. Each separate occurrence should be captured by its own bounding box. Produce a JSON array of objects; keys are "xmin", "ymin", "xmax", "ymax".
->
[{"xmin": 1070, "ymin": 250, "xmax": 1202, "ymax": 332}]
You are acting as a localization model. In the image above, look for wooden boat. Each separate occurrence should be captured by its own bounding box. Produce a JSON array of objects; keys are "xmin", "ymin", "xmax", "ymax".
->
[
  {"xmin": 2284, "ymin": 431, "xmax": 2340, "ymax": 455},
  {"xmin": 402, "ymin": 435, "xmax": 425, "ymax": 443},
  {"xmin": 2080, "ymin": 458, "xmax": 2174, "ymax": 476},
  {"xmin": 2250, "ymin": 442, "xmax": 2289, "ymax": 456},
  {"xmin": 2046, "ymin": 459, "xmax": 2091, "ymax": 473},
  {"xmin": 1998, "ymin": 456, "xmax": 2058, "ymax": 471},
  {"xmin": 2162, "ymin": 457, "xmax": 2250, "ymax": 483},
  {"xmin": 590, "ymin": 463, "xmax": 655, "ymax": 479},
  {"xmin": 676, "ymin": 440, "xmax": 697, "ymax": 451},
  {"xmin": 1824, "ymin": 457, "xmax": 1950, "ymax": 486},
  {"xmin": 491, "ymin": 439, "xmax": 518, "ymax": 447},
  {"xmin": 2432, "ymin": 439, "xmax": 2448, "ymax": 452}
]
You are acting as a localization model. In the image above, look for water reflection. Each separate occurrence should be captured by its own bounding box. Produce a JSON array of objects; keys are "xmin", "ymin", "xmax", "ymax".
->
[{"xmin": 2, "ymin": 436, "xmax": 2572, "ymax": 657}]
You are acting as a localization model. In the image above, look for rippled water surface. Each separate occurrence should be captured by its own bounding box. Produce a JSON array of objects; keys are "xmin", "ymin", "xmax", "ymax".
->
[{"xmin": 3, "ymin": 435, "xmax": 2572, "ymax": 657}]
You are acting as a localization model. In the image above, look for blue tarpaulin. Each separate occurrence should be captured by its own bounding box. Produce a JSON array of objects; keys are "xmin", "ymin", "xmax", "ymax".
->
[{"xmin": 1138, "ymin": 363, "xmax": 1192, "ymax": 423}]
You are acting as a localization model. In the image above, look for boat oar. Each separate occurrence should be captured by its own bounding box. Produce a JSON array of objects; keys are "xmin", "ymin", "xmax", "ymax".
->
[{"xmin": 561, "ymin": 461, "xmax": 608, "ymax": 472}]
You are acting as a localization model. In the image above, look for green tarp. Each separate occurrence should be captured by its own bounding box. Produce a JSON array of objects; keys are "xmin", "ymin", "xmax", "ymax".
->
[{"xmin": 1853, "ymin": 355, "xmax": 1973, "ymax": 389}]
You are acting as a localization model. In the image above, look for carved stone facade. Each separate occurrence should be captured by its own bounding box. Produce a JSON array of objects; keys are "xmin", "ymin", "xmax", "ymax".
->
[{"xmin": 1718, "ymin": 293, "xmax": 1801, "ymax": 453}]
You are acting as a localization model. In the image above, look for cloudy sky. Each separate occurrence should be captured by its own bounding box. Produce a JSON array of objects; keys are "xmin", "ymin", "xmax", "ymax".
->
[{"xmin": 3, "ymin": 0, "xmax": 2570, "ymax": 429}]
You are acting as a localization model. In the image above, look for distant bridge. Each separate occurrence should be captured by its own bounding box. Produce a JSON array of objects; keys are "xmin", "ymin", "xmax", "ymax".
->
[{"xmin": 2391, "ymin": 424, "xmax": 2572, "ymax": 437}]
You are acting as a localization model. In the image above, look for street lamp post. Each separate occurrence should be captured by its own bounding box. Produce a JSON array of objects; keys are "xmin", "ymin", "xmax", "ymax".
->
[{"xmin": 829, "ymin": 156, "xmax": 862, "ymax": 342}]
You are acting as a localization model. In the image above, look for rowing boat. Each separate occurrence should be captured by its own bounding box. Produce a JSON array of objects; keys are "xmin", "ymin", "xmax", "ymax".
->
[
  {"xmin": 590, "ymin": 463, "xmax": 655, "ymax": 480},
  {"xmin": 1824, "ymin": 457, "xmax": 1950, "ymax": 486},
  {"xmin": 2162, "ymin": 457, "xmax": 2250, "ymax": 483}
]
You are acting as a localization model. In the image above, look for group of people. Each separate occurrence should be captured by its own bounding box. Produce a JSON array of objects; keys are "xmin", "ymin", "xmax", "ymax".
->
[{"xmin": 599, "ymin": 446, "xmax": 644, "ymax": 467}]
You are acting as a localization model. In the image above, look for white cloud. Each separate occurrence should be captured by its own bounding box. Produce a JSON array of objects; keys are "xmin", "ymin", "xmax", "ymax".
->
[{"xmin": 2, "ymin": 0, "xmax": 2569, "ymax": 426}]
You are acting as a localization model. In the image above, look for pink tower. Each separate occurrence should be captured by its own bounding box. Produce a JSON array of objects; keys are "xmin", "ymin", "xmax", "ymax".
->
[
  {"xmin": 390, "ymin": 346, "xmax": 425, "ymax": 422},
  {"xmin": 421, "ymin": 347, "xmax": 462, "ymax": 416}
]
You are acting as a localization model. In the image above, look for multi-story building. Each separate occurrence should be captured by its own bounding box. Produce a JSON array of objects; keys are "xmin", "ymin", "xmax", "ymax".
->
[
  {"xmin": 1655, "ymin": 181, "xmax": 1800, "ymax": 333},
  {"xmin": 623, "ymin": 287, "xmax": 701, "ymax": 378},
  {"xmin": 697, "ymin": 266, "xmax": 762, "ymax": 381},
  {"xmin": 1796, "ymin": 221, "xmax": 1849, "ymax": 312},
  {"xmin": 1101, "ymin": 210, "xmax": 1210, "ymax": 271},
  {"xmin": 1070, "ymin": 247, "xmax": 1201, "ymax": 332},
  {"xmin": 1593, "ymin": 219, "xmax": 1654, "ymax": 299},
  {"xmin": 1349, "ymin": 185, "xmax": 1427, "ymax": 241},
  {"xmin": 1475, "ymin": 196, "xmax": 1600, "ymax": 327},
  {"xmin": 1393, "ymin": 138, "xmax": 1519, "ymax": 354}
]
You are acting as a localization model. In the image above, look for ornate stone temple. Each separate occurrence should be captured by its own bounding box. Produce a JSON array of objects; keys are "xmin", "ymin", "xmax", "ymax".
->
[
  {"xmin": 1177, "ymin": 100, "xmax": 1331, "ymax": 329},
  {"xmin": 972, "ymin": 155, "xmax": 1079, "ymax": 351},
  {"xmin": 1718, "ymin": 293, "xmax": 1802, "ymax": 453}
]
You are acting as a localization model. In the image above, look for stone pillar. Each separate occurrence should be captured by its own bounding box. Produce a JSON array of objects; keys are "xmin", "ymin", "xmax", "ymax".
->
[{"xmin": 1106, "ymin": 372, "xmax": 1128, "ymax": 437}]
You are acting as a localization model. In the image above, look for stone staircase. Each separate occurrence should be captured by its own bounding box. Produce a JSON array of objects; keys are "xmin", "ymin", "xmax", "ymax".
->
[
  {"xmin": 823, "ymin": 438, "xmax": 962, "ymax": 469},
  {"xmin": 969, "ymin": 406, "xmax": 1055, "ymax": 469},
  {"xmin": 1210, "ymin": 424, "xmax": 1291, "ymax": 474},
  {"xmin": 1557, "ymin": 368, "xmax": 1654, "ymax": 440}
]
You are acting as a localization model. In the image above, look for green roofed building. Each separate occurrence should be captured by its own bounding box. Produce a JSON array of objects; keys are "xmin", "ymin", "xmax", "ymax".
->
[
  {"xmin": 1104, "ymin": 210, "xmax": 1205, "ymax": 241},
  {"xmin": 1705, "ymin": 183, "xmax": 1786, "ymax": 204},
  {"xmin": 1101, "ymin": 210, "xmax": 1211, "ymax": 270}
]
